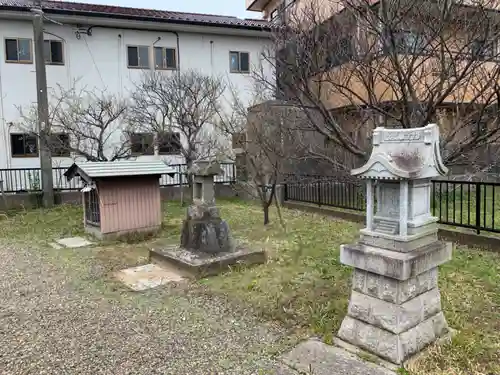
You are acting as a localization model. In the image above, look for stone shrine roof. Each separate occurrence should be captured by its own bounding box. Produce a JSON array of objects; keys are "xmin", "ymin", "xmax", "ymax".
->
[
  {"xmin": 64, "ymin": 160, "xmax": 176, "ymax": 183},
  {"xmin": 351, "ymin": 124, "xmax": 448, "ymax": 180}
]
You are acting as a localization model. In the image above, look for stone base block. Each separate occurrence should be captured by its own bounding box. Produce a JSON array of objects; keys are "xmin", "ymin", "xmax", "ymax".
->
[
  {"xmin": 359, "ymin": 231, "xmax": 438, "ymax": 253},
  {"xmin": 340, "ymin": 241, "xmax": 452, "ymax": 280},
  {"xmin": 337, "ymin": 312, "xmax": 449, "ymax": 365},
  {"xmin": 371, "ymin": 218, "xmax": 438, "ymax": 235},
  {"xmin": 352, "ymin": 268, "xmax": 438, "ymax": 304},
  {"xmin": 149, "ymin": 244, "xmax": 266, "ymax": 278},
  {"xmin": 347, "ymin": 288, "xmax": 442, "ymax": 334}
]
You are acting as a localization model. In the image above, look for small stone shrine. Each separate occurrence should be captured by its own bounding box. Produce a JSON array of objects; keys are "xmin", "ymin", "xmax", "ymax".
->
[
  {"xmin": 180, "ymin": 161, "xmax": 232, "ymax": 253},
  {"xmin": 337, "ymin": 124, "xmax": 453, "ymax": 365},
  {"xmin": 149, "ymin": 160, "xmax": 266, "ymax": 278}
]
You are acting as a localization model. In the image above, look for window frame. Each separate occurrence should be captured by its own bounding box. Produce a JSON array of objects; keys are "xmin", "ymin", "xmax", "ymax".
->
[
  {"xmin": 229, "ymin": 51, "xmax": 250, "ymax": 74},
  {"xmin": 232, "ymin": 132, "xmax": 246, "ymax": 149},
  {"xmin": 5, "ymin": 37, "xmax": 33, "ymax": 64},
  {"xmin": 471, "ymin": 120, "xmax": 488, "ymax": 138},
  {"xmin": 154, "ymin": 47, "xmax": 177, "ymax": 70},
  {"xmin": 158, "ymin": 132, "xmax": 182, "ymax": 155},
  {"xmin": 130, "ymin": 132, "xmax": 154, "ymax": 155},
  {"xmin": 126, "ymin": 45, "xmax": 150, "ymax": 69},
  {"xmin": 270, "ymin": 9, "xmax": 279, "ymax": 22},
  {"xmin": 471, "ymin": 38, "xmax": 497, "ymax": 60},
  {"xmin": 44, "ymin": 39, "xmax": 64, "ymax": 65},
  {"xmin": 10, "ymin": 133, "xmax": 38, "ymax": 158},
  {"xmin": 381, "ymin": 29, "xmax": 428, "ymax": 55},
  {"xmin": 50, "ymin": 133, "xmax": 71, "ymax": 157}
]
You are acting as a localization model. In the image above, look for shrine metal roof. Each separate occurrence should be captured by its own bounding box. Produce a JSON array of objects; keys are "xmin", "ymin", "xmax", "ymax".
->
[{"xmin": 64, "ymin": 160, "xmax": 176, "ymax": 182}]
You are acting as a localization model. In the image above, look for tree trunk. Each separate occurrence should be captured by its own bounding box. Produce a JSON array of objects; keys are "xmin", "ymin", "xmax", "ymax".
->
[
  {"xmin": 181, "ymin": 159, "xmax": 194, "ymax": 207},
  {"xmin": 263, "ymin": 203, "xmax": 270, "ymax": 225}
]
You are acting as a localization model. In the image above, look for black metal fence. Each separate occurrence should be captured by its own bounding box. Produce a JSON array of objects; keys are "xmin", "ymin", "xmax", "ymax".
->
[
  {"xmin": 284, "ymin": 176, "xmax": 365, "ymax": 211},
  {"xmin": 0, "ymin": 163, "xmax": 236, "ymax": 193},
  {"xmin": 283, "ymin": 176, "xmax": 500, "ymax": 234},
  {"xmin": 432, "ymin": 180, "xmax": 500, "ymax": 234}
]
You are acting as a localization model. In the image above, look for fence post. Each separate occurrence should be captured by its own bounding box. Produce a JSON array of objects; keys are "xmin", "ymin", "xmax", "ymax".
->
[
  {"xmin": 475, "ymin": 182, "xmax": 481, "ymax": 234},
  {"xmin": 283, "ymin": 183, "xmax": 288, "ymax": 202},
  {"xmin": 317, "ymin": 180, "xmax": 322, "ymax": 206}
]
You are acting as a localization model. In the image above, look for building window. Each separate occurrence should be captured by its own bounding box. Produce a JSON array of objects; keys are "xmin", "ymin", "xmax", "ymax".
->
[
  {"xmin": 270, "ymin": 9, "xmax": 278, "ymax": 21},
  {"xmin": 232, "ymin": 132, "xmax": 246, "ymax": 149},
  {"xmin": 270, "ymin": 0, "xmax": 295, "ymax": 23},
  {"xmin": 154, "ymin": 47, "xmax": 177, "ymax": 70},
  {"xmin": 5, "ymin": 38, "xmax": 32, "ymax": 63},
  {"xmin": 50, "ymin": 133, "xmax": 70, "ymax": 157},
  {"xmin": 471, "ymin": 39, "xmax": 497, "ymax": 59},
  {"xmin": 130, "ymin": 133, "xmax": 154, "ymax": 155},
  {"xmin": 229, "ymin": 51, "xmax": 250, "ymax": 73},
  {"xmin": 44, "ymin": 40, "xmax": 64, "ymax": 65},
  {"xmin": 326, "ymin": 38, "xmax": 353, "ymax": 67},
  {"xmin": 472, "ymin": 120, "xmax": 488, "ymax": 138},
  {"xmin": 383, "ymin": 30, "xmax": 427, "ymax": 54},
  {"xmin": 158, "ymin": 132, "xmax": 181, "ymax": 154},
  {"xmin": 11, "ymin": 133, "xmax": 38, "ymax": 157},
  {"xmin": 127, "ymin": 46, "xmax": 149, "ymax": 68}
]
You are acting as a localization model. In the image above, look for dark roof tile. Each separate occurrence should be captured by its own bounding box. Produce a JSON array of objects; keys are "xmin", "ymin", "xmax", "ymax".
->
[{"xmin": 0, "ymin": 0, "xmax": 270, "ymax": 30}]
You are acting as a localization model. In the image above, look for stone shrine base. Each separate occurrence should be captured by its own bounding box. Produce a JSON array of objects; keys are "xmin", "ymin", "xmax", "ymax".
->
[
  {"xmin": 338, "ymin": 310, "xmax": 450, "ymax": 365},
  {"xmin": 338, "ymin": 240, "xmax": 453, "ymax": 365},
  {"xmin": 149, "ymin": 244, "xmax": 266, "ymax": 278}
]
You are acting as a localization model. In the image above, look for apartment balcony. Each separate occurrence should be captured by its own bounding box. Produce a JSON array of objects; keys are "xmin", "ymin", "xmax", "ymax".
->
[{"xmin": 246, "ymin": 0, "xmax": 271, "ymax": 11}]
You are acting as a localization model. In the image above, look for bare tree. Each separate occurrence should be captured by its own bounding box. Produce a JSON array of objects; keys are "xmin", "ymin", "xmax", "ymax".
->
[
  {"xmin": 218, "ymin": 85, "xmax": 304, "ymax": 226},
  {"xmin": 131, "ymin": 70, "xmax": 229, "ymax": 171},
  {"xmin": 19, "ymin": 84, "xmax": 135, "ymax": 162},
  {"xmin": 254, "ymin": 0, "xmax": 500, "ymax": 176}
]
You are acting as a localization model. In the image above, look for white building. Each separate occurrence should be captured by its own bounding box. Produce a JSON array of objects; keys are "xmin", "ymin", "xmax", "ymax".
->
[{"xmin": 0, "ymin": 0, "xmax": 271, "ymax": 181}]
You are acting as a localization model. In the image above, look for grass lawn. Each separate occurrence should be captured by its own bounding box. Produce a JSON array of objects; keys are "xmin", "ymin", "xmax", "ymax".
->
[{"xmin": 0, "ymin": 199, "xmax": 498, "ymax": 375}]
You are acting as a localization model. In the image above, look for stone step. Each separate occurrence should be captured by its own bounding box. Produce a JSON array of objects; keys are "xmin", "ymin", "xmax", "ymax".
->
[{"xmin": 376, "ymin": 221, "xmax": 398, "ymax": 235}]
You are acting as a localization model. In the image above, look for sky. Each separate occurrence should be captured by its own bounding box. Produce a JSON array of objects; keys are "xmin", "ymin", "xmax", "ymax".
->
[{"xmin": 73, "ymin": 0, "xmax": 261, "ymax": 19}]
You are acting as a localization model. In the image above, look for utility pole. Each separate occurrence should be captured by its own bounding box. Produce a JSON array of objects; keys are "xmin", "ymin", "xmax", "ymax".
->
[{"xmin": 32, "ymin": 3, "xmax": 54, "ymax": 208}]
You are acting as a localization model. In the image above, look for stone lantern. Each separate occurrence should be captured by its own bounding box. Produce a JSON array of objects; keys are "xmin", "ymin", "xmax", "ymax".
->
[
  {"xmin": 149, "ymin": 160, "xmax": 266, "ymax": 278},
  {"xmin": 189, "ymin": 160, "xmax": 223, "ymax": 206},
  {"xmin": 338, "ymin": 124, "xmax": 453, "ymax": 365}
]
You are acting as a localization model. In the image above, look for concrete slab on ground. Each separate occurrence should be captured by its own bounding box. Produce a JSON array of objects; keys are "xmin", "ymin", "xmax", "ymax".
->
[
  {"xmin": 279, "ymin": 339, "xmax": 396, "ymax": 375},
  {"xmin": 115, "ymin": 263, "xmax": 185, "ymax": 291},
  {"xmin": 55, "ymin": 236, "xmax": 93, "ymax": 248}
]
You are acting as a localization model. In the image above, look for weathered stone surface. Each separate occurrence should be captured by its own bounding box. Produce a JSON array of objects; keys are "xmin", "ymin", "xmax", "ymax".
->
[
  {"xmin": 186, "ymin": 203, "xmax": 221, "ymax": 220},
  {"xmin": 188, "ymin": 160, "xmax": 223, "ymax": 177},
  {"xmin": 359, "ymin": 231, "xmax": 438, "ymax": 253},
  {"xmin": 55, "ymin": 236, "xmax": 93, "ymax": 248},
  {"xmin": 347, "ymin": 288, "xmax": 442, "ymax": 334},
  {"xmin": 149, "ymin": 244, "xmax": 266, "ymax": 278},
  {"xmin": 338, "ymin": 312, "xmax": 449, "ymax": 364},
  {"xmin": 340, "ymin": 241, "xmax": 452, "ymax": 280},
  {"xmin": 180, "ymin": 203, "xmax": 234, "ymax": 254},
  {"xmin": 280, "ymin": 339, "xmax": 395, "ymax": 375},
  {"xmin": 114, "ymin": 263, "xmax": 185, "ymax": 291},
  {"xmin": 399, "ymin": 311, "xmax": 449, "ymax": 360},
  {"xmin": 352, "ymin": 268, "xmax": 438, "ymax": 304}
]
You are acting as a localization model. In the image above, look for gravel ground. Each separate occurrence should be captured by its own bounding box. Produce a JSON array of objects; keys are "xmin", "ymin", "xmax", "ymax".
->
[{"xmin": 0, "ymin": 244, "xmax": 296, "ymax": 375}]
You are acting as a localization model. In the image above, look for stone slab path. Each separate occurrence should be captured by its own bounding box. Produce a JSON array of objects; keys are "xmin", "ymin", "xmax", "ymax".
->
[
  {"xmin": 0, "ymin": 242, "xmax": 395, "ymax": 374},
  {"xmin": 279, "ymin": 339, "xmax": 396, "ymax": 375}
]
